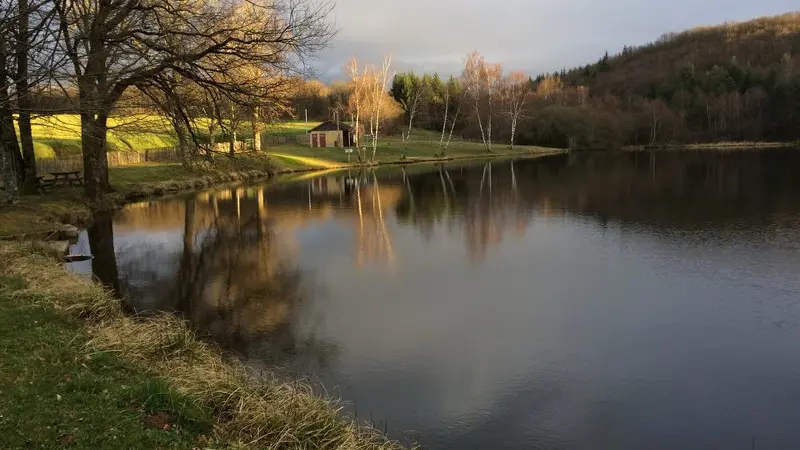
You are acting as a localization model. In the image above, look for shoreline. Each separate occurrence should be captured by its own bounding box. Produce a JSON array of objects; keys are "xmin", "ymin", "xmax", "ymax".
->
[
  {"xmin": 625, "ymin": 142, "xmax": 798, "ymax": 151},
  {"xmin": 0, "ymin": 243, "xmax": 408, "ymax": 449},
  {"xmin": 0, "ymin": 149, "xmax": 565, "ymax": 240}
]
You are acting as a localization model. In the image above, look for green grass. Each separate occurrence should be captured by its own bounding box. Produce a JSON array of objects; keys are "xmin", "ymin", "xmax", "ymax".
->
[
  {"xmin": 0, "ymin": 274, "xmax": 215, "ymax": 449},
  {"xmin": 108, "ymin": 164, "xmax": 198, "ymax": 191},
  {"xmin": 23, "ymin": 115, "xmax": 318, "ymax": 158},
  {"xmin": 0, "ymin": 190, "xmax": 87, "ymax": 238},
  {"xmin": 264, "ymin": 139, "xmax": 561, "ymax": 171},
  {"xmin": 25, "ymin": 115, "xmax": 177, "ymax": 158}
]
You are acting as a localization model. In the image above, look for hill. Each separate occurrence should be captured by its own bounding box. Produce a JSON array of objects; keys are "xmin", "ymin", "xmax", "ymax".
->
[
  {"xmin": 566, "ymin": 13, "xmax": 799, "ymax": 97},
  {"xmin": 539, "ymin": 12, "xmax": 800, "ymax": 147}
]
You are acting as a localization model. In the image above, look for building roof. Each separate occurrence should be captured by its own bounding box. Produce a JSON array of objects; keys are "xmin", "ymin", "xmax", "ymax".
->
[{"xmin": 308, "ymin": 121, "xmax": 353, "ymax": 133}]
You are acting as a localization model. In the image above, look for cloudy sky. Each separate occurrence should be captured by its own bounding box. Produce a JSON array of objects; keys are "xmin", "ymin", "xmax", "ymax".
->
[{"xmin": 311, "ymin": 0, "xmax": 797, "ymax": 81}]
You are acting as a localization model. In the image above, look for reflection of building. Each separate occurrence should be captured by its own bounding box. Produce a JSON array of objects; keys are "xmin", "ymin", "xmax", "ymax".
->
[{"xmin": 309, "ymin": 176, "xmax": 345, "ymax": 195}]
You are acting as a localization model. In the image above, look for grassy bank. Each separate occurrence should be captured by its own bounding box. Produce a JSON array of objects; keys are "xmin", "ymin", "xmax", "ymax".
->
[
  {"xmin": 0, "ymin": 157, "xmax": 276, "ymax": 238},
  {"xmin": 267, "ymin": 140, "xmax": 562, "ymax": 170},
  {"xmin": 0, "ymin": 270, "xmax": 215, "ymax": 449},
  {"xmin": 0, "ymin": 243, "xmax": 407, "ymax": 449}
]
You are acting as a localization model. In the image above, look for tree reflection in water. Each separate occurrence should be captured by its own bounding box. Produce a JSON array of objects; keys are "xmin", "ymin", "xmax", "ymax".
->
[{"xmin": 91, "ymin": 187, "xmax": 337, "ymax": 373}]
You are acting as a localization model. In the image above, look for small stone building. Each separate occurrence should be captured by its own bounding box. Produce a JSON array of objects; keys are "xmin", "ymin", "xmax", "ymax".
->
[{"xmin": 308, "ymin": 121, "xmax": 354, "ymax": 148}]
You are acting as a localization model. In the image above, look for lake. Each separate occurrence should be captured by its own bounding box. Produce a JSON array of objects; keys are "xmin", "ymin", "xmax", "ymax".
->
[{"xmin": 70, "ymin": 150, "xmax": 800, "ymax": 449}]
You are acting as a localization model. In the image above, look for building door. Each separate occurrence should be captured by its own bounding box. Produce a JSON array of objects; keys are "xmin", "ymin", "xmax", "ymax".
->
[
  {"xmin": 319, "ymin": 134, "xmax": 327, "ymax": 148},
  {"xmin": 311, "ymin": 134, "xmax": 318, "ymax": 148}
]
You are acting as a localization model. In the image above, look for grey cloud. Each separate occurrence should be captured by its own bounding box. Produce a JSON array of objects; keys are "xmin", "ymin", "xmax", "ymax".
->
[{"xmin": 309, "ymin": 0, "xmax": 797, "ymax": 81}]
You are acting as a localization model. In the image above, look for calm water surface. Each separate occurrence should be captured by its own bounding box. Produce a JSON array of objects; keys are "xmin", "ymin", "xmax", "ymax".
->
[{"xmin": 72, "ymin": 151, "xmax": 800, "ymax": 449}]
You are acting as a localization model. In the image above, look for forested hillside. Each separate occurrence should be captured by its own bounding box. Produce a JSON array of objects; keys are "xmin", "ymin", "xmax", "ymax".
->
[
  {"xmin": 551, "ymin": 12, "xmax": 800, "ymax": 146},
  {"xmin": 373, "ymin": 13, "xmax": 800, "ymax": 150}
]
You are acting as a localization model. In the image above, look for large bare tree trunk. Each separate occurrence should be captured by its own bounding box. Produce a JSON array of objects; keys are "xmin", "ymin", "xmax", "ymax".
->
[
  {"xmin": 16, "ymin": 0, "xmax": 37, "ymax": 193},
  {"xmin": 171, "ymin": 114, "xmax": 191, "ymax": 167},
  {"xmin": 1, "ymin": 37, "xmax": 21, "ymax": 201},
  {"xmin": 0, "ymin": 145, "xmax": 19, "ymax": 202},
  {"xmin": 81, "ymin": 113, "xmax": 112, "ymax": 201}
]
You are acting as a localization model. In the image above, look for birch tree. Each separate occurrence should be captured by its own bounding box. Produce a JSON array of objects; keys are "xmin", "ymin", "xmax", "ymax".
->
[
  {"xmin": 462, "ymin": 51, "xmax": 488, "ymax": 150},
  {"xmin": 503, "ymin": 71, "xmax": 529, "ymax": 149},
  {"xmin": 346, "ymin": 57, "xmax": 365, "ymax": 161},
  {"xmin": 439, "ymin": 76, "xmax": 463, "ymax": 155},
  {"xmin": 462, "ymin": 52, "xmax": 501, "ymax": 152},
  {"xmin": 392, "ymin": 72, "xmax": 428, "ymax": 143},
  {"xmin": 484, "ymin": 63, "xmax": 502, "ymax": 151},
  {"xmin": 367, "ymin": 56, "xmax": 394, "ymax": 162}
]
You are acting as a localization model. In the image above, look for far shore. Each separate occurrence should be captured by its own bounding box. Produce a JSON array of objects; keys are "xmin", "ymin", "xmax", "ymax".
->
[
  {"xmin": 625, "ymin": 141, "xmax": 798, "ymax": 151},
  {"xmin": 0, "ymin": 147, "xmax": 565, "ymax": 240}
]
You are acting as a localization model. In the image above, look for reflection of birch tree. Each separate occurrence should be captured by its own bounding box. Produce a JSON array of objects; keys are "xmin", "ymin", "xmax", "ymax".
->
[{"xmin": 351, "ymin": 170, "xmax": 397, "ymax": 268}]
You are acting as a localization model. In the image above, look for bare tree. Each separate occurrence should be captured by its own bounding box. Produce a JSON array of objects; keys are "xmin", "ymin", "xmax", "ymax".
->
[
  {"xmin": 51, "ymin": 0, "xmax": 334, "ymax": 200},
  {"xmin": 462, "ymin": 51, "xmax": 501, "ymax": 152},
  {"xmin": 439, "ymin": 77, "xmax": 463, "ymax": 155},
  {"xmin": 462, "ymin": 51, "xmax": 488, "ymax": 150},
  {"xmin": 484, "ymin": 63, "xmax": 502, "ymax": 151},
  {"xmin": 400, "ymin": 74, "xmax": 427, "ymax": 144},
  {"xmin": 502, "ymin": 71, "xmax": 529, "ymax": 149},
  {"xmin": 0, "ymin": 8, "xmax": 21, "ymax": 201},
  {"xmin": 1, "ymin": 0, "xmax": 57, "ymax": 195},
  {"xmin": 346, "ymin": 57, "xmax": 365, "ymax": 160},
  {"xmin": 368, "ymin": 56, "xmax": 394, "ymax": 162},
  {"xmin": 14, "ymin": 0, "xmax": 54, "ymax": 192},
  {"xmin": 134, "ymin": 72, "xmax": 197, "ymax": 166}
]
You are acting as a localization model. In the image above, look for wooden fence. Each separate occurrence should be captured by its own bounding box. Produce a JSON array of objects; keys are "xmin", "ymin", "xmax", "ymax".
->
[
  {"xmin": 34, "ymin": 134, "xmax": 310, "ymax": 175},
  {"xmin": 35, "ymin": 147, "xmax": 180, "ymax": 175}
]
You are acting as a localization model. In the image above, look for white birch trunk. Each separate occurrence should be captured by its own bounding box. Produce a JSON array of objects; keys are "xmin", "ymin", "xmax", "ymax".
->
[{"xmin": 439, "ymin": 88, "xmax": 450, "ymax": 150}]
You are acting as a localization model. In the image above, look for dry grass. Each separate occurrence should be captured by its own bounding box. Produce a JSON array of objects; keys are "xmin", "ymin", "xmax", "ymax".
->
[{"xmin": 0, "ymin": 243, "xmax": 409, "ymax": 449}]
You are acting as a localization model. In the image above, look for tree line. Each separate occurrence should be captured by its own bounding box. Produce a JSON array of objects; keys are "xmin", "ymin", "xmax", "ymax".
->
[
  {"xmin": 0, "ymin": 0, "xmax": 334, "ymax": 202},
  {"xmin": 296, "ymin": 13, "xmax": 799, "ymax": 153}
]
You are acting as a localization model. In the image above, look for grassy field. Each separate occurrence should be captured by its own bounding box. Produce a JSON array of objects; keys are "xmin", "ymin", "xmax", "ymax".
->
[
  {"xmin": 26, "ymin": 115, "xmax": 177, "ymax": 158},
  {"xmin": 24, "ymin": 115, "xmax": 319, "ymax": 158}
]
